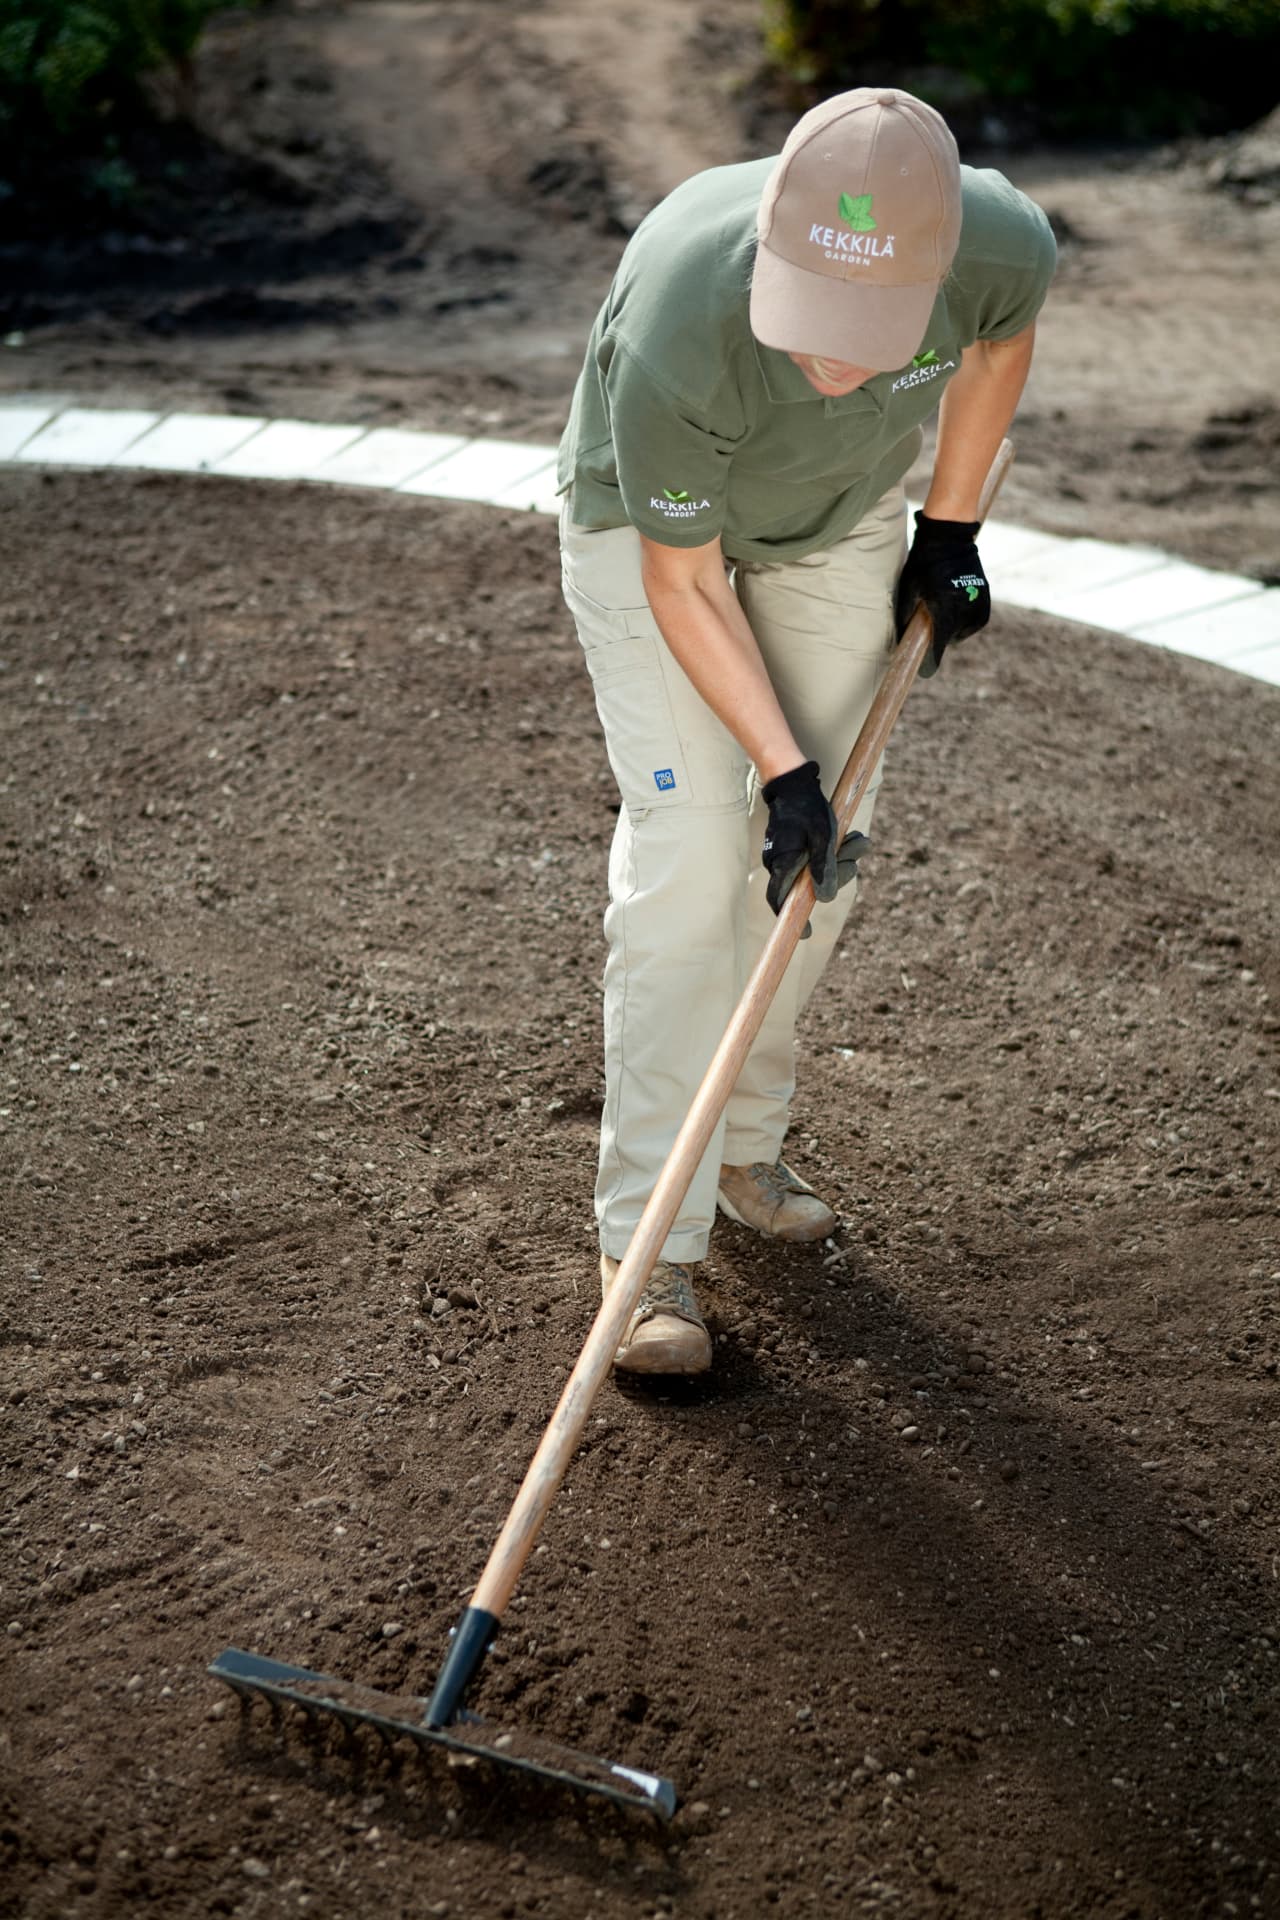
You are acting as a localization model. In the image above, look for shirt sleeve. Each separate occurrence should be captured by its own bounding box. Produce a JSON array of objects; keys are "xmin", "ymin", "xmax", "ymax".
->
[
  {"xmin": 601, "ymin": 340, "xmax": 739, "ymax": 547},
  {"xmin": 973, "ymin": 194, "xmax": 1058, "ymax": 342}
]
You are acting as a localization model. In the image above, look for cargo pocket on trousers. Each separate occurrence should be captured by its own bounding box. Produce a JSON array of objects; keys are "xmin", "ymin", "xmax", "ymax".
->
[{"xmin": 577, "ymin": 627, "xmax": 691, "ymax": 814}]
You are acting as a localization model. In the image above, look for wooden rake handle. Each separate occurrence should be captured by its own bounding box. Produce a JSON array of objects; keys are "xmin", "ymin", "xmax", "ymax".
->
[{"xmin": 469, "ymin": 439, "xmax": 1015, "ymax": 1622}]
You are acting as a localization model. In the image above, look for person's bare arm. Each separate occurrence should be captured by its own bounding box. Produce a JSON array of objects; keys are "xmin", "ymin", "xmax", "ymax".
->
[
  {"xmin": 638, "ymin": 533, "xmax": 803, "ymax": 782},
  {"xmin": 923, "ymin": 323, "xmax": 1036, "ymax": 520}
]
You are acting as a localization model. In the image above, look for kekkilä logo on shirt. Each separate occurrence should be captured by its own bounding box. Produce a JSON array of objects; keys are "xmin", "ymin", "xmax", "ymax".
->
[
  {"xmin": 651, "ymin": 487, "xmax": 711, "ymax": 519},
  {"xmin": 891, "ymin": 349, "xmax": 956, "ymax": 393}
]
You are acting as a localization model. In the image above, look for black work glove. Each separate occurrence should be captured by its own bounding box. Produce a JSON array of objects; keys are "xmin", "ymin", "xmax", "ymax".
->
[
  {"xmin": 837, "ymin": 830, "xmax": 870, "ymax": 891},
  {"xmin": 894, "ymin": 510, "xmax": 991, "ymax": 678},
  {"xmin": 761, "ymin": 761, "xmax": 838, "ymax": 935}
]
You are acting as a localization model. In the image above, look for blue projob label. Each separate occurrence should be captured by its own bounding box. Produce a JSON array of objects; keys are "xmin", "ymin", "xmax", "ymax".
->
[{"xmin": 654, "ymin": 768, "xmax": 676, "ymax": 791}]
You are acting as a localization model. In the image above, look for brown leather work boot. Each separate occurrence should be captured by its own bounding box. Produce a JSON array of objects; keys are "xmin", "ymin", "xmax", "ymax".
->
[
  {"xmin": 716, "ymin": 1158, "xmax": 838, "ymax": 1243},
  {"xmin": 600, "ymin": 1254, "xmax": 713, "ymax": 1376}
]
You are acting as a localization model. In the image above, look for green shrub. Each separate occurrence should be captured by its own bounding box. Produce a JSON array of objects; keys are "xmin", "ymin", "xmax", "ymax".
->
[
  {"xmin": 765, "ymin": 0, "xmax": 1280, "ymax": 138},
  {"xmin": 0, "ymin": 0, "xmax": 235, "ymax": 183}
]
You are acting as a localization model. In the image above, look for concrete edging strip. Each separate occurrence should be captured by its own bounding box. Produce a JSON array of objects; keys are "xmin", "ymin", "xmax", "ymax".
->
[{"xmin": 3, "ymin": 397, "xmax": 1277, "ymax": 687}]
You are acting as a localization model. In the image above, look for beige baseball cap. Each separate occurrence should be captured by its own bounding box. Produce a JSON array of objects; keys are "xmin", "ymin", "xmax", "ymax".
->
[{"xmin": 750, "ymin": 87, "xmax": 962, "ymax": 371}]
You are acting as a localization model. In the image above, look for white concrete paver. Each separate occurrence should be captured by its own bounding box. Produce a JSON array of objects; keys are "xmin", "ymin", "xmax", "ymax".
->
[
  {"xmin": 993, "ymin": 536, "xmax": 1169, "ymax": 619},
  {"xmin": 210, "ymin": 419, "xmax": 367, "ymax": 479},
  {"xmin": 490, "ymin": 458, "xmax": 563, "ymax": 515},
  {"xmin": 1220, "ymin": 644, "xmax": 1280, "ymax": 687},
  {"xmin": 311, "ymin": 428, "xmax": 468, "ymax": 490},
  {"xmin": 1130, "ymin": 588, "xmax": 1280, "ymax": 683},
  {"xmin": 0, "ymin": 406, "xmax": 54, "ymax": 459},
  {"xmin": 971, "ymin": 520, "xmax": 1065, "ymax": 578},
  {"xmin": 1063, "ymin": 558, "xmax": 1265, "ymax": 633},
  {"xmin": 1131, "ymin": 588, "xmax": 1280, "ymax": 655},
  {"xmin": 398, "ymin": 437, "xmax": 555, "ymax": 501},
  {"xmin": 3, "ymin": 398, "xmax": 1278, "ymax": 686},
  {"xmin": 16, "ymin": 407, "xmax": 159, "ymax": 465},
  {"xmin": 118, "ymin": 412, "xmax": 268, "ymax": 471}
]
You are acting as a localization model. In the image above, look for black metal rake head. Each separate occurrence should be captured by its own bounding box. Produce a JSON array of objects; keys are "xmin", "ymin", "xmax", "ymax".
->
[{"xmin": 210, "ymin": 1647, "xmax": 677, "ymax": 1821}]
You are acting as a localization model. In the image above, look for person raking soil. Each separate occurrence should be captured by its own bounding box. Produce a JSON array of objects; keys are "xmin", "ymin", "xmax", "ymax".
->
[{"xmin": 556, "ymin": 87, "xmax": 1056, "ymax": 1376}]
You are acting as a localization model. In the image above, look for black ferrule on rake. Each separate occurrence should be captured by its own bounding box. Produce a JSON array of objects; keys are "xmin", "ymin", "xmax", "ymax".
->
[{"xmin": 425, "ymin": 1606, "xmax": 499, "ymax": 1726}]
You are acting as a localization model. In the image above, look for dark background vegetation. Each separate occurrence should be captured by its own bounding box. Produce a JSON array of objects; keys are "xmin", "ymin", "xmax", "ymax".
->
[
  {"xmin": 0, "ymin": 0, "xmax": 251, "ymax": 208},
  {"xmin": 766, "ymin": 0, "xmax": 1280, "ymax": 139},
  {"xmin": 4, "ymin": 0, "xmax": 1279, "ymax": 225}
]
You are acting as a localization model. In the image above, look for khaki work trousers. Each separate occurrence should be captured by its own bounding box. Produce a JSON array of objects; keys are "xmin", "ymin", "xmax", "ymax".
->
[{"xmin": 560, "ymin": 486, "xmax": 907, "ymax": 1262}]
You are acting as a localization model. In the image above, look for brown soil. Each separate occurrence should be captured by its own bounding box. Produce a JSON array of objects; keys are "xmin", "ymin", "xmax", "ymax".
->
[{"xmin": 3, "ymin": 6, "xmax": 1279, "ymax": 1919}]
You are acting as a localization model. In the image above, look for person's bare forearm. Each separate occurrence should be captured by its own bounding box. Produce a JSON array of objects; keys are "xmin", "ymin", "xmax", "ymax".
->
[
  {"xmin": 924, "ymin": 325, "xmax": 1036, "ymax": 521},
  {"xmin": 640, "ymin": 542, "xmax": 803, "ymax": 784}
]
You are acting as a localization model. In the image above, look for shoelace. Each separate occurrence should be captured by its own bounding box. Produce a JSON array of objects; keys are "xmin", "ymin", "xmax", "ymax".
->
[
  {"xmin": 744, "ymin": 1160, "xmax": 801, "ymax": 1205},
  {"xmin": 640, "ymin": 1262, "xmax": 700, "ymax": 1321}
]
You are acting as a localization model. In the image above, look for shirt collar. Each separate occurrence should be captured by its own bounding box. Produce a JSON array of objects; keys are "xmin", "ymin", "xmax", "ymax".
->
[
  {"xmin": 752, "ymin": 336, "xmax": 886, "ymax": 418},
  {"xmin": 750, "ymin": 285, "xmax": 954, "ymax": 414},
  {"xmin": 752, "ymin": 337, "xmax": 822, "ymax": 405}
]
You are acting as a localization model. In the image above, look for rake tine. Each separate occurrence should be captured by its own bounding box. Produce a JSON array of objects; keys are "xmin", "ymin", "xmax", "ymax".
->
[
  {"xmin": 301, "ymin": 1713, "xmax": 329, "ymax": 1757},
  {"xmin": 209, "ymin": 1649, "xmax": 676, "ymax": 1819}
]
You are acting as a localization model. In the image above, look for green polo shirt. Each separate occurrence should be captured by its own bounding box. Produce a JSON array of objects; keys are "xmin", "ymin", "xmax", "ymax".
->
[{"xmin": 557, "ymin": 159, "xmax": 1055, "ymax": 563}]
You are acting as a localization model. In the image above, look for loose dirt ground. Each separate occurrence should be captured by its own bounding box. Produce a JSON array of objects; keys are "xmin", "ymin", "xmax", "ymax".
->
[{"xmin": 3, "ymin": 5, "xmax": 1279, "ymax": 1919}]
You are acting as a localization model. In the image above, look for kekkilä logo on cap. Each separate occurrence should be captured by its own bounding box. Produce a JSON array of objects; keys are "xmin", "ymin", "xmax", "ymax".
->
[
  {"xmin": 808, "ymin": 193, "xmax": 896, "ymax": 267},
  {"xmin": 837, "ymin": 192, "xmax": 876, "ymax": 232}
]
